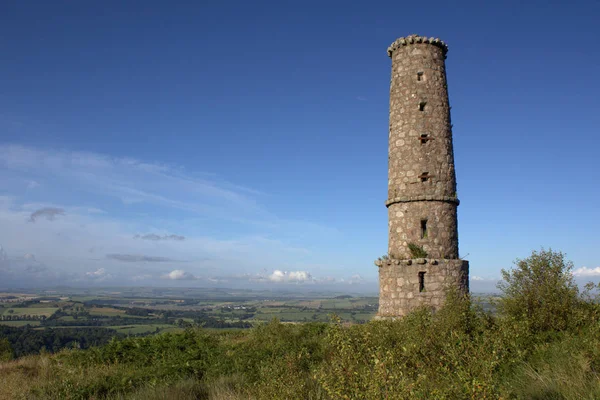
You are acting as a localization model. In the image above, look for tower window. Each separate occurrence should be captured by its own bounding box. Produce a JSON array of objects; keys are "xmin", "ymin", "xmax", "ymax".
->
[
  {"xmin": 417, "ymin": 72, "xmax": 424, "ymax": 81},
  {"xmin": 419, "ymin": 102, "xmax": 426, "ymax": 112},
  {"xmin": 420, "ymin": 219, "xmax": 428, "ymax": 238},
  {"xmin": 419, "ymin": 172, "xmax": 430, "ymax": 182},
  {"xmin": 418, "ymin": 272, "xmax": 426, "ymax": 292},
  {"xmin": 419, "ymin": 134, "xmax": 430, "ymax": 144}
]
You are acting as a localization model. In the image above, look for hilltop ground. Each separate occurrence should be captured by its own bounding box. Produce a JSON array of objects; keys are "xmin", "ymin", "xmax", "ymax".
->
[{"xmin": 1, "ymin": 249, "xmax": 599, "ymax": 399}]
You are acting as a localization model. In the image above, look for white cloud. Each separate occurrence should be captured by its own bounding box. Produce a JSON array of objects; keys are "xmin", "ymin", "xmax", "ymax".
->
[
  {"xmin": 288, "ymin": 271, "xmax": 311, "ymax": 282},
  {"xmin": 163, "ymin": 269, "xmax": 197, "ymax": 280},
  {"xmin": 471, "ymin": 275, "xmax": 485, "ymax": 281},
  {"xmin": 573, "ymin": 267, "xmax": 600, "ymax": 277},
  {"xmin": 268, "ymin": 270, "xmax": 285, "ymax": 282},
  {"xmin": 84, "ymin": 268, "xmax": 114, "ymax": 282},
  {"xmin": 268, "ymin": 270, "xmax": 313, "ymax": 283},
  {"xmin": 85, "ymin": 268, "xmax": 108, "ymax": 278}
]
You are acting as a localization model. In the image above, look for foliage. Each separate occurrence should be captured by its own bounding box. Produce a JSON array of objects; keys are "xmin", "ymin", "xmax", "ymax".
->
[
  {"xmin": 0, "ymin": 338, "xmax": 13, "ymax": 362},
  {"xmin": 316, "ymin": 292, "xmax": 505, "ymax": 399},
  {"xmin": 0, "ymin": 325, "xmax": 120, "ymax": 357},
  {"xmin": 408, "ymin": 243, "xmax": 428, "ymax": 258},
  {"xmin": 497, "ymin": 248, "xmax": 585, "ymax": 333},
  {"xmin": 375, "ymin": 254, "xmax": 390, "ymax": 265}
]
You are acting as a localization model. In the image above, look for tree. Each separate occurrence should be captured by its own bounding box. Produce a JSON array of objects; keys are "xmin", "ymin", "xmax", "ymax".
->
[
  {"xmin": 497, "ymin": 248, "xmax": 581, "ymax": 333},
  {"xmin": 0, "ymin": 338, "xmax": 13, "ymax": 362}
]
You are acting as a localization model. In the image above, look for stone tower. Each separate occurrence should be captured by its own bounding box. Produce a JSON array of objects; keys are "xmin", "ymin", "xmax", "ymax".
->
[{"xmin": 376, "ymin": 35, "xmax": 469, "ymax": 318}]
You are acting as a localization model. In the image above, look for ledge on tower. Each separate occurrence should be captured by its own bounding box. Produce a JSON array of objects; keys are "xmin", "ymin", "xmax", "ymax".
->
[
  {"xmin": 374, "ymin": 257, "xmax": 465, "ymax": 267},
  {"xmin": 387, "ymin": 34, "xmax": 448, "ymax": 58}
]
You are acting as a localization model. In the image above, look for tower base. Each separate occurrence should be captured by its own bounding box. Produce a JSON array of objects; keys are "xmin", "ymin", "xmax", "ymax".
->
[{"xmin": 375, "ymin": 258, "xmax": 469, "ymax": 319}]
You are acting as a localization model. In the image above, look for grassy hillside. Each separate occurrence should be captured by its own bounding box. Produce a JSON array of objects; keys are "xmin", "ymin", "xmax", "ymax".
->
[{"xmin": 1, "ymin": 249, "xmax": 599, "ymax": 399}]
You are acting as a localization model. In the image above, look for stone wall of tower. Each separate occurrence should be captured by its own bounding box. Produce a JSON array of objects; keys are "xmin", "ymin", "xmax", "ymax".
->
[
  {"xmin": 376, "ymin": 258, "xmax": 469, "ymax": 318},
  {"xmin": 388, "ymin": 201, "xmax": 458, "ymax": 259},
  {"xmin": 377, "ymin": 35, "xmax": 469, "ymax": 319},
  {"xmin": 387, "ymin": 36, "xmax": 458, "ymax": 259}
]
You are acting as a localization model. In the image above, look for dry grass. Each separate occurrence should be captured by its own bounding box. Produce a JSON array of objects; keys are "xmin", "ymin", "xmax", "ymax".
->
[
  {"xmin": 104, "ymin": 376, "xmax": 248, "ymax": 400},
  {"xmin": 0, "ymin": 352, "xmax": 249, "ymax": 400},
  {"xmin": 0, "ymin": 354, "xmax": 52, "ymax": 399},
  {"xmin": 508, "ymin": 345, "xmax": 600, "ymax": 400}
]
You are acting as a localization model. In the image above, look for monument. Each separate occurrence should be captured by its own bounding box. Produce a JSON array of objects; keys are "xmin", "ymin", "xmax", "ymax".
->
[{"xmin": 376, "ymin": 35, "xmax": 469, "ymax": 318}]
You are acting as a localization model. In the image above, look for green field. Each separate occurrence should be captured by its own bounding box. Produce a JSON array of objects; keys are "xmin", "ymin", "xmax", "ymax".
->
[
  {"xmin": 107, "ymin": 324, "xmax": 181, "ymax": 335},
  {"xmin": 0, "ymin": 288, "xmax": 379, "ymax": 340},
  {"xmin": 0, "ymin": 320, "xmax": 41, "ymax": 327},
  {"xmin": 88, "ymin": 307, "xmax": 126, "ymax": 316}
]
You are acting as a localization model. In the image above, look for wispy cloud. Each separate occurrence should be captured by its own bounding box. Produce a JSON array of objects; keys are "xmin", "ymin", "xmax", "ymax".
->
[
  {"xmin": 346, "ymin": 274, "xmax": 366, "ymax": 285},
  {"xmin": 29, "ymin": 207, "xmax": 65, "ymax": 222},
  {"xmin": 134, "ymin": 233, "xmax": 185, "ymax": 241},
  {"xmin": 106, "ymin": 254, "xmax": 179, "ymax": 263},
  {"xmin": 209, "ymin": 270, "xmax": 371, "ymax": 286},
  {"xmin": 85, "ymin": 268, "xmax": 113, "ymax": 281},
  {"xmin": 27, "ymin": 180, "xmax": 40, "ymax": 190},
  {"xmin": 0, "ymin": 144, "xmax": 349, "ymax": 287},
  {"xmin": 25, "ymin": 264, "xmax": 47, "ymax": 274},
  {"xmin": 0, "ymin": 144, "xmax": 266, "ymax": 223},
  {"xmin": 0, "ymin": 144, "xmax": 341, "ymax": 241}
]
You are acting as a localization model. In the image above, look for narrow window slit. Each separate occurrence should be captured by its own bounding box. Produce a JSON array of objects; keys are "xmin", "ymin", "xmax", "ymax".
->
[
  {"xmin": 417, "ymin": 72, "xmax": 423, "ymax": 81},
  {"xmin": 420, "ymin": 134, "xmax": 430, "ymax": 144},
  {"xmin": 420, "ymin": 219, "xmax": 428, "ymax": 239},
  {"xmin": 418, "ymin": 272, "xmax": 426, "ymax": 292},
  {"xmin": 419, "ymin": 101, "xmax": 426, "ymax": 112},
  {"xmin": 419, "ymin": 172, "xmax": 430, "ymax": 182}
]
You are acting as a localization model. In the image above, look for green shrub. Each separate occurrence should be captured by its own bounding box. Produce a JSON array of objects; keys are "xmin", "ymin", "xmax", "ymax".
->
[
  {"xmin": 209, "ymin": 319, "xmax": 328, "ymax": 399},
  {"xmin": 0, "ymin": 338, "xmax": 13, "ymax": 362},
  {"xmin": 31, "ymin": 329, "xmax": 223, "ymax": 399},
  {"xmin": 408, "ymin": 243, "xmax": 428, "ymax": 258},
  {"xmin": 316, "ymin": 293, "xmax": 504, "ymax": 398},
  {"xmin": 497, "ymin": 248, "xmax": 585, "ymax": 334}
]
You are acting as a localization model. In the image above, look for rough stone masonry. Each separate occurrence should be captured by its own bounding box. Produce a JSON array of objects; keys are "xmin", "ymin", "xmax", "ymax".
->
[{"xmin": 376, "ymin": 35, "xmax": 469, "ymax": 318}]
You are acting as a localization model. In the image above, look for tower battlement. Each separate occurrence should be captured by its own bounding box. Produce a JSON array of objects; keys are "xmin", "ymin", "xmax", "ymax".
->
[
  {"xmin": 387, "ymin": 34, "xmax": 448, "ymax": 58},
  {"xmin": 377, "ymin": 34, "xmax": 468, "ymax": 318}
]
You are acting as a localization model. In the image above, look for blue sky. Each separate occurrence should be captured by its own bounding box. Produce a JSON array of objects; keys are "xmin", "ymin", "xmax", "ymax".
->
[{"xmin": 0, "ymin": 0, "xmax": 599, "ymax": 291}]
